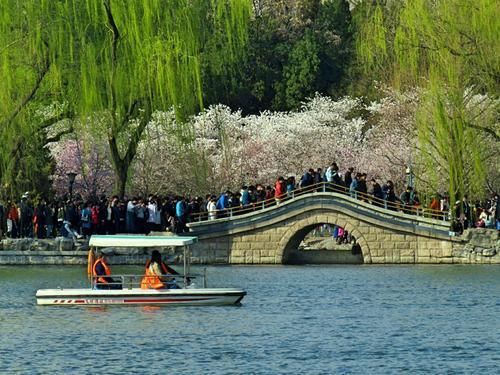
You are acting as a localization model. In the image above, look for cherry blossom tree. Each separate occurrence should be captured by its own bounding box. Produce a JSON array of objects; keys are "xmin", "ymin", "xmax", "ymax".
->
[
  {"xmin": 130, "ymin": 95, "xmax": 367, "ymax": 195},
  {"xmin": 50, "ymin": 137, "xmax": 113, "ymax": 199}
]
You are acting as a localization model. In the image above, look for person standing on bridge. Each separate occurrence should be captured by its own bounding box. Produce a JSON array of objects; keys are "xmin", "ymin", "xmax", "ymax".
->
[
  {"xmin": 349, "ymin": 173, "xmax": 360, "ymax": 199},
  {"xmin": 344, "ymin": 167, "xmax": 354, "ymax": 192},
  {"xmin": 383, "ymin": 180, "xmax": 398, "ymax": 210},
  {"xmin": 216, "ymin": 190, "xmax": 231, "ymax": 218},
  {"xmin": 207, "ymin": 196, "xmax": 217, "ymax": 220},
  {"xmin": 357, "ymin": 173, "xmax": 368, "ymax": 201},
  {"xmin": 286, "ymin": 176, "xmax": 296, "ymax": 198},
  {"xmin": 370, "ymin": 179, "xmax": 384, "ymax": 206},
  {"xmin": 299, "ymin": 169, "xmax": 314, "ymax": 191},
  {"xmin": 274, "ymin": 177, "xmax": 287, "ymax": 205}
]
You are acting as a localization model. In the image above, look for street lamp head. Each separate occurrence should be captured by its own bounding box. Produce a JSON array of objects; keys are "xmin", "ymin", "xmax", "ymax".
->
[{"xmin": 67, "ymin": 172, "xmax": 77, "ymax": 185}]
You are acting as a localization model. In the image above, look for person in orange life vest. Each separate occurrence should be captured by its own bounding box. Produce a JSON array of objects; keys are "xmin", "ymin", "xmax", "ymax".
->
[
  {"xmin": 92, "ymin": 251, "xmax": 122, "ymax": 290},
  {"xmin": 141, "ymin": 250, "xmax": 179, "ymax": 289}
]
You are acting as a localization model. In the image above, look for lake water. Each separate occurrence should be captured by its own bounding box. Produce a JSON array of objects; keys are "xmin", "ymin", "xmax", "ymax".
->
[{"xmin": 0, "ymin": 264, "xmax": 499, "ymax": 374}]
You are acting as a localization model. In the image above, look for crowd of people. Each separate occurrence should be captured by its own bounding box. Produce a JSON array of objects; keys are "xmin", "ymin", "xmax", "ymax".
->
[{"xmin": 0, "ymin": 162, "xmax": 498, "ymax": 240}]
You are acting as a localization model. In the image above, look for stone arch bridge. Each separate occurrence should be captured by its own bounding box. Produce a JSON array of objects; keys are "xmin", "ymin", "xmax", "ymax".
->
[{"xmin": 186, "ymin": 190, "xmax": 465, "ymax": 264}]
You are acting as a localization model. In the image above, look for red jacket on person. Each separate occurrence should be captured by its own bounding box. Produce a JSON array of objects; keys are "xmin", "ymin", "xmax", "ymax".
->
[{"xmin": 274, "ymin": 180, "xmax": 286, "ymax": 199}]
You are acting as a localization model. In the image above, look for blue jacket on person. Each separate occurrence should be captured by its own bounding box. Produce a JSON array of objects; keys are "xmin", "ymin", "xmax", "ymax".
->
[
  {"xmin": 175, "ymin": 200, "xmax": 186, "ymax": 218},
  {"xmin": 216, "ymin": 194, "xmax": 229, "ymax": 210},
  {"xmin": 240, "ymin": 190, "xmax": 250, "ymax": 206},
  {"xmin": 349, "ymin": 179, "xmax": 358, "ymax": 195}
]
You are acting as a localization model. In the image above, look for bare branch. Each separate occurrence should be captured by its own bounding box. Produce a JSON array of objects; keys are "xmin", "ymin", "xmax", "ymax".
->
[
  {"xmin": 465, "ymin": 122, "xmax": 500, "ymax": 141},
  {"xmin": 4, "ymin": 56, "xmax": 51, "ymax": 126}
]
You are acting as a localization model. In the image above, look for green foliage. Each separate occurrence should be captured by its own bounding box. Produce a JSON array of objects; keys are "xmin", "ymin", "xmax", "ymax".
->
[
  {"xmin": 355, "ymin": 0, "xmax": 500, "ymax": 204},
  {"xmin": 274, "ymin": 31, "xmax": 320, "ymax": 109},
  {"xmin": 204, "ymin": 0, "xmax": 354, "ymax": 113},
  {"xmin": 0, "ymin": 0, "xmax": 252, "ymax": 197}
]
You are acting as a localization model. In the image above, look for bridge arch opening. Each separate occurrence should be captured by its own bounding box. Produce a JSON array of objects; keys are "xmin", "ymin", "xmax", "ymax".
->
[{"xmin": 281, "ymin": 223, "xmax": 364, "ymax": 265}]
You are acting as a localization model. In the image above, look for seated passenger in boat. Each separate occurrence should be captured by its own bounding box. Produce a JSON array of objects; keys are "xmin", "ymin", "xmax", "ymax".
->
[
  {"xmin": 92, "ymin": 252, "xmax": 122, "ymax": 290},
  {"xmin": 141, "ymin": 250, "xmax": 179, "ymax": 289}
]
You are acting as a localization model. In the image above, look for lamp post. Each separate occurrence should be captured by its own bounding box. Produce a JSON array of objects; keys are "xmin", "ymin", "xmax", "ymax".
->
[{"xmin": 67, "ymin": 172, "xmax": 77, "ymax": 201}]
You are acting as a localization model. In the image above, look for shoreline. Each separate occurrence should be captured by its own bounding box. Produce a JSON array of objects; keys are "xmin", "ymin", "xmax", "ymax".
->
[{"xmin": 1, "ymin": 229, "xmax": 498, "ymax": 265}]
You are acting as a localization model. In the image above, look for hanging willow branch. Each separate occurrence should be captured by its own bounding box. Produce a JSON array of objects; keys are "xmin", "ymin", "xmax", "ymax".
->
[
  {"xmin": 355, "ymin": 0, "xmax": 499, "ymax": 206},
  {"xmin": 0, "ymin": 0, "xmax": 253, "ymax": 196}
]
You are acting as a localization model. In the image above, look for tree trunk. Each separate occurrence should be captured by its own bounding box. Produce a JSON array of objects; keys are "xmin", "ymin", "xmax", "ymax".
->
[
  {"xmin": 108, "ymin": 104, "xmax": 152, "ymax": 198},
  {"xmin": 115, "ymin": 162, "xmax": 129, "ymax": 199}
]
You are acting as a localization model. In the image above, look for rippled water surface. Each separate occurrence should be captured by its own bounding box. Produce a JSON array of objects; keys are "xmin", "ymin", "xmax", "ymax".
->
[{"xmin": 0, "ymin": 264, "xmax": 499, "ymax": 374}]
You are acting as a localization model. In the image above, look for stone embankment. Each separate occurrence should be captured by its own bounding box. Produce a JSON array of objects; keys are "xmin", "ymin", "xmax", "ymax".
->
[
  {"xmin": 0, "ymin": 237, "xmax": 183, "ymax": 265},
  {"xmin": 0, "ymin": 229, "xmax": 498, "ymax": 265},
  {"xmin": 450, "ymin": 229, "xmax": 499, "ymax": 263}
]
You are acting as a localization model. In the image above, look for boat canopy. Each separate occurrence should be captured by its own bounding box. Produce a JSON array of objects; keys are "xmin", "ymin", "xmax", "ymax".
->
[{"xmin": 89, "ymin": 235, "xmax": 198, "ymax": 248}]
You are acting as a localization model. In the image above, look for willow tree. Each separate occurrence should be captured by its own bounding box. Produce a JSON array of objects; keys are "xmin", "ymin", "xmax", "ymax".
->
[
  {"xmin": 0, "ymin": 0, "xmax": 252, "ymax": 197},
  {"xmin": 355, "ymin": 0, "xmax": 500, "ymax": 205}
]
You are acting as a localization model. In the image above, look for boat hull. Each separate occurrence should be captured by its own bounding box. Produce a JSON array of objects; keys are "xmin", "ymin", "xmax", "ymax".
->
[{"xmin": 36, "ymin": 288, "xmax": 246, "ymax": 306}]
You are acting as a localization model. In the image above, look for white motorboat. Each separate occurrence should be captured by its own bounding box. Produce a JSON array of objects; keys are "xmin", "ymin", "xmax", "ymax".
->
[{"xmin": 36, "ymin": 235, "xmax": 246, "ymax": 306}]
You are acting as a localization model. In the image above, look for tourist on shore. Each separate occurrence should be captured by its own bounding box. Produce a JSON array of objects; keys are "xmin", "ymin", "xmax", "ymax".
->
[
  {"xmin": 6, "ymin": 201, "xmax": 19, "ymax": 238},
  {"xmin": 0, "ymin": 201, "xmax": 4, "ymax": 239},
  {"xmin": 45, "ymin": 202, "xmax": 56, "ymax": 238},
  {"xmin": 492, "ymin": 193, "xmax": 499, "ymax": 230},
  {"xmin": 475, "ymin": 208, "xmax": 488, "ymax": 228},
  {"xmin": 453, "ymin": 200, "xmax": 464, "ymax": 234},
  {"xmin": 34, "ymin": 199, "xmax": 47, "ymax": 239},
  {"xmin": 63, "ymin": 201, "xmax": 82, "ymax": 239},
  {"xmin": 89, "ymin": 201, "xmax": 100, "ymax": 235},
  {"xmin": 19, "ymin": 193, "xmax": 34, "ymax": 238},
  {"xmin": 462, "ymin": 195, "xmax": 472, "ymax": 230},
  {"xmin": 134, "ymin": 198, "xmax": 148, "ymax": 234},
  {"xmin": 147, "ymin": 196, "xmax": 160, "ymax": 233},
  {"xmin": 126, "ymin": 197, "xmax": 137, "ymax": 233},
  {"xmin": 80, "ymin": 201, "xmax": 92, "ymax": 237},
  {"xmin": 175, "ymin": 196, "xmax": 188, "ymax": 233}
]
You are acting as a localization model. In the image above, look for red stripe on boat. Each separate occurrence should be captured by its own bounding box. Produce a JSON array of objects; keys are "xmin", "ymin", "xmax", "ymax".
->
[
  {"xmin": 75, "ymin": 300, "xmax": 85, "ymax": 303},
  {"xmin": 124, "ymin": 298, "xmax": 212, "ymax": 303}
]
